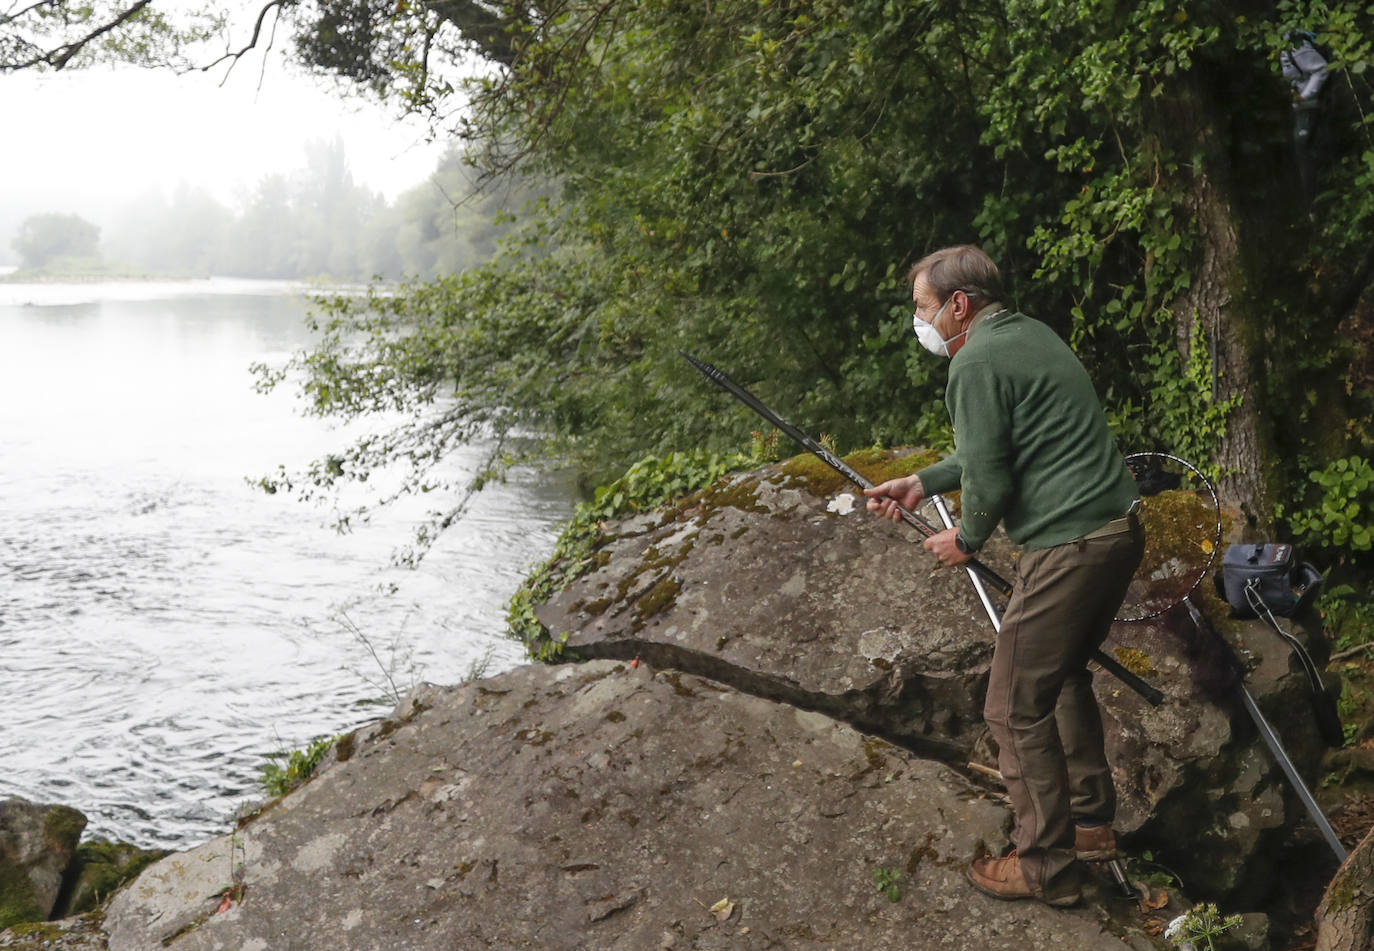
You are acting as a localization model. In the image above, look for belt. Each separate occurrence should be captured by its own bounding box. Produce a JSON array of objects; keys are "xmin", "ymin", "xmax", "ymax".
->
[{"xmin": 1080, "ymin": 513, "xmax": 1140, "ymax": 541}]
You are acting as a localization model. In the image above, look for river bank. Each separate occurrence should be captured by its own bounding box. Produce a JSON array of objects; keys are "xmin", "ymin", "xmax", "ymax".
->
[{"xmin": 5, "ymin": 450, "xmax": 1366, "ymax": 949}]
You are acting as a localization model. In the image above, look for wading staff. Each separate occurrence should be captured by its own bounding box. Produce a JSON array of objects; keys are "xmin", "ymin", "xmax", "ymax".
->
[
  {"xmin": 1182, "ymin": 600, "xmax": 1348, "ymax": 862},
  {"xmin": 681, "ymin": 351, "xmax": 1163, "ymax": 708}
]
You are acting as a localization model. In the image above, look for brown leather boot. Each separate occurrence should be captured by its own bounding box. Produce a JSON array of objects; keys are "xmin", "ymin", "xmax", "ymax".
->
[
  {"xmin": 1074, "ymin": 824, "xmax": 1119, "ymax": 861},
  {"xmin": 967, "ymin": 851, "xmax": 1080, "ymax": 907}
]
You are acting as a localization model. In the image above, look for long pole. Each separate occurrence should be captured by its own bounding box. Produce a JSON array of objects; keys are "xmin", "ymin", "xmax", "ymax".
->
[
  {"xmin": 682, "ymin": 351, "xmax": 1162, "ymax": 707},
  {"xmin": 931, "ymin": 495, "xmax": 1004, "ymax": 631},
  {"xmin": 1239, "ymin": 686, "xmax": 1347, "ymax": 861},
  {"xmin": 1181, "ymin": 599, "xmax": 1347, "ymax": 861}
]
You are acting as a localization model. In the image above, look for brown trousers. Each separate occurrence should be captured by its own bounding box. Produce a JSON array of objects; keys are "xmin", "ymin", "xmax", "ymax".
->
[{"xmin": 982, "ymin": 523, "xmax": 1145, "ymax": 896}]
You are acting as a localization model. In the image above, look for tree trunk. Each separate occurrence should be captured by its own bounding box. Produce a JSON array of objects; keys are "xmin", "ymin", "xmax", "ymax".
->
[
  {"xmin": 1161, "ymin": 60, "xmax": 1276, "ymax": 521},
  {"xmin": 1317, "ymin": 825, "xmax": 1374, "ymax": 951},
  {"xmin": 1169, "ymin": 171, "xmax": 1268, "ymax": 517}
]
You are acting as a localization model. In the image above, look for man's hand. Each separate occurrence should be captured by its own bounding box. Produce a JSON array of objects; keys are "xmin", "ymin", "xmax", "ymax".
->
[
  {"xmin": 923, "ymin": 526, "xmax": 971, "ymax": 567},
  {"xmin": 864, "ymin": 474, "xmax": 924, "ymax": 522}
]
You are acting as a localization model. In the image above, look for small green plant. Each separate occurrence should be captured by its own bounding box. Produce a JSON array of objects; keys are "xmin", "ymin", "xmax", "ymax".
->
[
  {"xmin": 749, "ymin": 428, "xmax": 781, "ymax": 463},
  {"xmin": 1279, "ymin": 456, "xmax": 1374, "ymax": 551},
  {"xmin": 1164, "ymin": 902, "xmax": 1242, "ymax": 950},
  {"xmin": 462, "ymin": 646, "xmax": 497, "ymax": 682},
  {"xmin": 530, "ymin": 630, "xmax": 569, "ymax": 662},
  {"xmin": 214, "ymin": 833, "xmax": 247, "ymax": 911},
  {"xmin": 871, "ymin": 866, "xmax": 902, "ymax": 903},
  {"xmin": 260, "ymin": 735, "xmax": 339, "ymax": 796},
  {"xmin": 1332, "ymin": 673, "xmax": 1374, "ymax": 750},
  {"xmin": 1316, "ymin": 583, "xmax": 1374, "ymax": 655},
  {"xmin": 585, "ymin": 450, "xmax": 748, "ymax": 522},
  {"xmin": 1128, "ymin": 850, "xmax": 1176, "ymax": 889}
]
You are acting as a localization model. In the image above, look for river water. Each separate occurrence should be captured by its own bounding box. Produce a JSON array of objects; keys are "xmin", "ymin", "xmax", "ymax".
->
[{"xmin": 0, "ymin": 277, "xmax": 575, "ymax": 850}]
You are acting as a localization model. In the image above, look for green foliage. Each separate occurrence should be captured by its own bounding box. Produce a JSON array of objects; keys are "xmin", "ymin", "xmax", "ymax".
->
[
  {"xmin": 749, "ymin": 430, "xmax": 783, "ymax": 465},
  {"xmin": 12, "ymin": 212, "xmax": 100, "ymax": 269},
  {"xmin": 260, "ymin": 735, "xmax": 339, "ymax": 797},
  {"xmin": 1138, "ymin": 317, "xmax": 1241, "ymax": 479},
  {"xmin": 1332, "ymin": 658, "xmax": 1374, "ymax": 748},
  {"xmin": 1279, "ymin": 456, "xmax": 1374, "ymax": 551},
  {"xmin": 253, "ymin": 0, "xmax": 1374, "ymax": 548},
  {"xmin": 1336, "ymin": 677, "xmax": 1364, "ymax": 746},
  {"xmin": 584, "ymin": 451, "xmax": 747, "ymax": 521},
  {"xmin": 1319, "ymin": 583, "xmax": 1374, "ymax": 653},
  {"xmin": 1130, "ymin": 850, "xmax": 1177, "ymax": 889},
  {"xmin": 871, "ymin": 866, "xmax": 902, "ymax": 903},
  {"xmin": 0, "ymin": 2, "xmax": 221, "ymax": 70},
  {"xmin": 507, "ymin": 450, "xmax": 747, "ymax": 659}
]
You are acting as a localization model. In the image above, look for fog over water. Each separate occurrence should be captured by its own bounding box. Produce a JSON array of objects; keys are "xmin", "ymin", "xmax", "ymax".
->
[{"xmin": 1, "ymin": 40, "xmax": 448, "ymax": 262}]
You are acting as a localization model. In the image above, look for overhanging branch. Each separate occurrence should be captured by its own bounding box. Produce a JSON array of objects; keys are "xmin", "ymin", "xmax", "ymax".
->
[
  {"xmin": 199, "ymin": 0, "xmax": 290, "ymax": 76},
  {"xmin": 2, "ymin": 0, "xmax": 152, "ymax": 70}
]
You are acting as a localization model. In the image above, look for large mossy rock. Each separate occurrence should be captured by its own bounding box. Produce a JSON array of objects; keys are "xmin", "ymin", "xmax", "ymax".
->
[
  {"xmin": 101, "ymin": 662, "xmax": 1165, "ymax": 950},
  {"xmin": 536, "ymin": 449, "xmax": 1013, "ymax": 761},
  {"xmin": 533, "ymin": 451, "xmax": 1340, "ymax": 903},
  {"xmin": 0, "ymin": 799, "xmax": 86, "ymax": 929}
]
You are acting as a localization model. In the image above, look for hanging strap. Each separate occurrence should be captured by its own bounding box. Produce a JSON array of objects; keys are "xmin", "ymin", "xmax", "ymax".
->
[{"xmin": 1244, "ymin": 580, "xmax": 1344, "ymax": 747}]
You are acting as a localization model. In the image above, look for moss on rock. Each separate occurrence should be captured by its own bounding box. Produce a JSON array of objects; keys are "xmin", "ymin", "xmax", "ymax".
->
[
  {"xmin": 0, "ymin": 863, "xmax": 45, "ymax": 931},
  {"xmin": 41, "ymin": 808, "xmax": 85, "ymax": 853},
  {"xmin": 633, "ymin": 576, "xmax": 682, "ymax": 625},
  {"xmin": 1112, "ymin": 647, "xmax": 1159, "ymax": 678},
  {"xmin": 774, "ymin": 448, "xmax": 941, "ymax": 498}
]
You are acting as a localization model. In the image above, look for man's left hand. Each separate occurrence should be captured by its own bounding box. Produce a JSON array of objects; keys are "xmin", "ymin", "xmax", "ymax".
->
[{"xmin": 923, "ymin": 527, "xmax": 971, "ymax": 567}]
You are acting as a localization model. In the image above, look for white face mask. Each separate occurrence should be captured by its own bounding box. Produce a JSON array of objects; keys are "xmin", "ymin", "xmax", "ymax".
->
[{"xmin": 912, "ymin": 296, "xmax": 967, "ymax": 358}]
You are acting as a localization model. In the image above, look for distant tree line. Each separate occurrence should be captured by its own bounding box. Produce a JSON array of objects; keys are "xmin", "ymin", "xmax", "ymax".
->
[
  {"xmin": 10, "ymin": 212, "xmax": 101, "ymax": 269},
  {"xmin": 99, "ymin": 138, "xmax": 520, "ymax": 281}
]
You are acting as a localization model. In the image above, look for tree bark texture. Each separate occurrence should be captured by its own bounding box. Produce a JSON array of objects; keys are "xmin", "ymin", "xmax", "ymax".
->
[
  {"xmin": 1169, "ymin": 169, "xmax": 1267, "ymax": 515},
  {"xmin": 1160, "ymin": 61, "xmax": 1274, "ymax": 518},
  {"xmin": 1317, "ymin": 824, "xmax": 1374, "ymax": 951}
]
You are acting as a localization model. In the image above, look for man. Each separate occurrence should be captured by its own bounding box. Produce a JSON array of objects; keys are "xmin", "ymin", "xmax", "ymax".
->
[{"xmin": 864, "ymin": 245, "xmax": 1144, "ymax": 907}]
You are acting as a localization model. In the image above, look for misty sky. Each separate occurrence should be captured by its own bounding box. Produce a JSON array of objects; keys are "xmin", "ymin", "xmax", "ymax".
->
[{"xmin": 2, "ymin": 43, "xmax": 449, "ymax": 226}]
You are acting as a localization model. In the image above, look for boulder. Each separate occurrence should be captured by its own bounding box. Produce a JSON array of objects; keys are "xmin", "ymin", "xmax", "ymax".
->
[
  {"xmin": 533, "ymin": 451, "xmax": 1341, "ymax": 904},
  {"xmin": 0, "ymin": 799, "xmax": 86, "ymax": 930},
  {"xmin": 101, "ymin": 663, "xmax": 1168, "ymax": 950},
  {"xmin": 536, "ymin": 450, "xmax": 1015, "ymax": 761}
]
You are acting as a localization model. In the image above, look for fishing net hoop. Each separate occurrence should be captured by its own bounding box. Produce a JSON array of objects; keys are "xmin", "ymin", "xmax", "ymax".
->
[{"xmin": 1115, "ymin": 451, "xmax": 1224, "ymax": 623}]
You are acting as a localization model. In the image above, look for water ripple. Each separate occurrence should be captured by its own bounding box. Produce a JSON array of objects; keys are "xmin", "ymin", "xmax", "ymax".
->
[{"xmin": 1, "ymin": 290, "xmax": 574, "ymax": 849}]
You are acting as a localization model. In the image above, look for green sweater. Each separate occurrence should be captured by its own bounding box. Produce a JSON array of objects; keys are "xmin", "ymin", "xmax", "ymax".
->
[{"xmin": 916, "ymin": 309, "xmax": 1138, "ymax": 551}]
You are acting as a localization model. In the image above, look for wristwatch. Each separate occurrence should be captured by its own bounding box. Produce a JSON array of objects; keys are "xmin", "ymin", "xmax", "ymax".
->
[{"xmin": 954, "ymin": 533, "xmax": 975, "ymax": 555}]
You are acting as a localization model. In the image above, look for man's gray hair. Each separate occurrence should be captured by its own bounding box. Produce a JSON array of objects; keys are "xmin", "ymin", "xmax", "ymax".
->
[{"xmin": 908, "ymin": 245, "xmax": 1004, "ymax": 304}]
